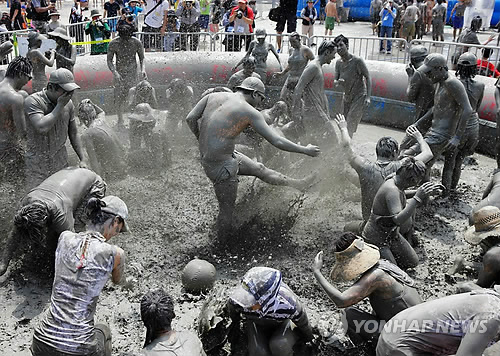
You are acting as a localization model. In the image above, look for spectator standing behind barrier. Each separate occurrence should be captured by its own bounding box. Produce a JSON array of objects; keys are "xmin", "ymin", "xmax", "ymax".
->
[
  {"xmin": 10, "ymin": 0, "xmax": 26, "ymax": 30},
  {"xmin": 210, "ymin": 0, "xmax": 222, "ymax": 36},
  {"xmin": 229, "ymin": 0, "xmax": 254, "ymax": 51},
  {"xmin": 424, "ymin": 0, "xmax": 433, "ymax": 34},
  {"xmin": 86, "ymin": 10, "xmax": 111, "ymax": 55},
  {"xmin": 452, "ymin": 17, "xmax": 495, "ymax": 69},
  {"xmin": 31, "ymin": 0, "xmax": 55, "ymax": 33},
  {"xmin": 69, "ymin": 7, "xmax": 84, "ymax": 54},
  {"xmin": 176, "ymin": 0, "xmax": 201, "ymax": 50},
  {"xmin": 449, "ymin": 0, "xmax": 465, "ymax": 41},
  {"xmin": 324, "ymin": 0, "xmax": 339, "ymax": 35},
  {"xmin": 143, "ymin": 0, "xmax": 170, "ymax": 52},
  {"xmin": 336, "ymin": 0, "xmax": 344, "ymax": 22},
  {"xmin": 369, "ymin": 0, "xmax": 382, "ymax": 35},
  {"xmin": 401, "ymin": 0, "xmax": 418, "ymax": 44},
  {"xmin": 431, "ymin": 0, "xmax": 445, "ymax": 41},
  {"xmin": 275, "ymin": 0, "xmax": 297, "ymax": 53},
  {"xmin": 199, "ymin": 0, "xmax": 210, "ymax": 31},
  {"xmin": 49, "ymin": 27, "xmax": 77, "ymax": 72},
  {"xmin": 103, "ymin": 0, "xmax": 121, "ymax": 36},
  {"xmin": 379, "ymin": 0, "xmax": 396, "ymax": 55},
  {"xmin": 162, "ymin": 9, "xmax": 180, "ymax": 51},
  {"xmin": 48, "ymin": 10, "xmax": 62, "ymax": 31},
  {"xmin": 300, "ymin": 0, "xmax": 317, "ymax": 45},
  {"xmin": 477, "ymin": 48, "xmax": 500, "ymax": 78},
  {"xmin": 415, "ymin": 0, "xmax": 426, "ymax": 39}
]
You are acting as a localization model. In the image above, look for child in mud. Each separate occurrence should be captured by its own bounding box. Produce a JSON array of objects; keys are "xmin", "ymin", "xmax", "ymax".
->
[
  {"xmin": 31, "ymin": 195, "xmax": 132, "ymax": 356},
  {"xmin": 227, "ymin": 56, "xmax": 261, "ymax": 91},
  {"xmin": 227, "ymin": 267, "xmax": 314, "ymax": 356},
  {"xmin": 0, "ymin": 167, "xmax": 106, "ymax": 277},
  {"xmin": 128, "ymin": 79, "xmax": 158, "ymax": 111},
  {"xmin": 335, "ymin": 114, "xmax": 433, "ymax": 237},
  {"xmin": 186, "ymin": 77, "xmax": 319, "ymax": 242},
  {"xmin": 313, "ymin": 233, "xmax": 422, "ymax": 347},
  {"xmin": 140, "ymin": 289, "xmax": 207, "ymax": 355}
]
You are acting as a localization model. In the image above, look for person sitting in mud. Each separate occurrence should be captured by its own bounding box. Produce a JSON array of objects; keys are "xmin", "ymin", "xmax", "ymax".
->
[
  {"xmin": 186, "ymin": 77, "xmax": 320, "ymax": 242},
  {"xmin": 362, "ymin": 158, "xmax": 442, "ymax": 269},
  {"xmin": 78, "ymin": 99, "xmax": 127, "ymax": 180},
  {"xmin": 468, "ymin": 170, "xmax": 500, "ymax": 224},
  {"xmin": 313, "ymin": 233, "xmax": 422, "ymax": 346},
  {"xmin": 31, "ymin": 195, "xmax": 132, "ymax": 356},
  {"xmin": 140, "ymin": 289, "xmax": 207, "ymax": 355},
  {"xmin": 227, "ymin": 267, "xmax": 314, "ymax": 356},
  {"xmin": 0, "ymin": 167, "xmax": 106, "ymax": 277},
  {"xmin": 376, "ymin": 290, "xmax": 500, "ymax": 356},
  {"xmin": 335, "ymin": 114, "xmax": 433, "ymax": 236},
  {"xmin": 449, "ymin": 206, "xmax": 500, "ymax": 292},
  {"xmin": 227, "ymin": 56, "xmax": 261, "ymax": 92},
  {"xmin": 128, "ymin": 79, "xmax": 158, "ymax": 111}
]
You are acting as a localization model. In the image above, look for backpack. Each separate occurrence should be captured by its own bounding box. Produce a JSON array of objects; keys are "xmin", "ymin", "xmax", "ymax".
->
[{"xmin": 269, "ymin": 6, "xmax": 281, "ymax": 22}]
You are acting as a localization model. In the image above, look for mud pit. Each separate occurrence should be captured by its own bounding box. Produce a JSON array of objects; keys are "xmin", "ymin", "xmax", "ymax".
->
[{"xmin": 0, "ymin": 118, "xmax": 499, "ymax": 355}]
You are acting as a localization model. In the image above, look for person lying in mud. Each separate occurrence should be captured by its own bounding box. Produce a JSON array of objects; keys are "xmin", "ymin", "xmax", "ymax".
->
[
  {"xmin": 128, "ymin": 79, "xmax": 158, "ymax": 111},
  {"xmin": 335, "ymin": 114, "xmax": 433, "ymax": 236},
  {"xmin": 79, "ymin": 99, "xmax": 127, "ymax": 180},
  {"xmin": 448, "ymin": 206, "xmax": 500, "ymax": 292},
  {"xmin": 0, "ymin": 167, "xmax": 106, "ymax": 277},
  {"xmin": 376, "ymin": 290, "xmax": 500, "ymax": 356},
  {"xmin": 313, "ymin": 233, "xmax": 422, "ymax": 347},
  {"xmin": 227, "ymin": 56, "xmax": 261, "ymax": 92},
  {"xmin": 227, "ymin": 267, "xmax": 314, "ymax": 356},
  {"xmin": 468, "ymin": 169, "xmax": 500, "ymax": 225},
  {"xmin": 140, "ymin": 289, "xmax": 206, "ymax": 355},
  {"xmin": 362, "ymin": 158, "xmax": 442, "ymax": 269},
  {"xmin": 186, "ymin": 77, "xmax": 320, "ymax": 242},
  {"xmin": 32, "ymin": 196, "xmax": 132, "ymax": 356}
]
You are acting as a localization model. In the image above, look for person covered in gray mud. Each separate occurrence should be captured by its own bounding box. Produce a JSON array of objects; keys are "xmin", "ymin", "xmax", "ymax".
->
[
  {"xmin": 107, "ymin": 21, "xmax": 146, "ymax": 128},
  {"xmin": 27, "ymin": 32, "xmax": 55, "ymax": 93},
  {"xmin": 128, "ymin": 79, "xmax": 158, "ymax": 111},
  {"xmin": 79, "ymin": 99, "xmax": 127, "ymax": 180},
  {"xmin": 376, "ymin": 290, "xmax": 500, "ymax": 356},
  {"xmin": 449, "ymin": 206, "xmax": 500, "ymax": 293},
  {"xmin": 334, "ymin": 114, "xmax": 433, "ymax": 235},
  {"xmin": 139, "ymin": 289, "xmax": 207, "ymax": 355},
  {"xmin": 24, "ymin": 68, "xmax": 88, "ymax": 189},
  {"xmin": 442, "ymin": 52, "xmax": 484, "ymax": 193},
  {"xmin": 227, "ymin": 267, "xmax": 315, "ymax": 356},
  {"xmin": 313, "ymin": 233, "xmax": 423, "ymax": 346},
  {"xmin": 0, "ymin": 57, "xmax": 32, "ymax": 184},
  {"xmin": 165, "ymin": 78, "xmax": 194, "ymax": 121},
  {"xmin": 362, "ymin": 158, "xmax": 442, "ymax": 269},
  {"xmin": 273, "ymin": 32, "xmax": 315, "ymax": 117},
  {"xmin": 31, "ymin": 195, "xmax": 133, "ymax": 356},
  {"xmin": 333, "ymin": 34, "xmax": 371, "ymax": 137},
  {"xmin": 0, "ymin": 41, "xmax": 14, "ymax": 79},
  {"xmin": 227, "ymin": 56, "xmax": 261, "ymax": 92},
  {"xmin": 186, "ymin": 76, "xmax": 320, "ymax": 241},
  {"xmin": 0, "ymin": 167, "xmax": 106, "ymax": 277},
  {"xmin": 292, "ymin": 40, "xmax": 338, "ymax": 144},
  {"xmin": 48, "ymin": 27, "xmax": 77, "ymax": 73},
  {"xmin": 232, "ymin": 29, "xmax": 283, "ymax": 82},
  {"xmin": 405, "ymin": 45, "xmax": 434, "ymax": 123},
  {"xmin": 402, "ymin": 53, "xmax": 474, "ymax": 188},
  {"xmin": 469, "ymin": 170, "xmax": 500, "ymax": 224}
]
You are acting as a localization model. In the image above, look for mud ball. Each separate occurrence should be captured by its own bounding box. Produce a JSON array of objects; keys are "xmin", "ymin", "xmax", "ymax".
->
[{"xmin": 182, "ymin": 259, "xmax": 216, "ymax": 294}]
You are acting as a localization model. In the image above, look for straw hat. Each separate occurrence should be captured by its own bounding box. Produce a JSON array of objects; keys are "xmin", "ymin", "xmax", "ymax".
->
[
  {"xmin": 48, "ymin": 27, "xmax": 71, "ymax": 41},
  {"xmin": 129, "ymin": 103, "xmax": 156, "ymax": 126},
  {"xmin": 464, "ymin": 206, "xmax": 500, "ymax": 245},
  {"xmin": 330, "ymin": 238, "xmax": 380, "ymax": 282}
]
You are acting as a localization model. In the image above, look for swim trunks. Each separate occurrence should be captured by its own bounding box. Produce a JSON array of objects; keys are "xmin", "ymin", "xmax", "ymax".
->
[
  {"xmin": 325, "ymin": 16, "xmax": 335, "ymax": 30},
  {"xmin": 201, "ymin": 151, "xmax": 243, "ymax": 184}
]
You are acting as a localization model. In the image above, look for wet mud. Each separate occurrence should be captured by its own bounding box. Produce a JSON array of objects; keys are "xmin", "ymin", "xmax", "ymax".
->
[{"xmin": 0, "ymin": 119, "xmax": 499, "ymax": 355}]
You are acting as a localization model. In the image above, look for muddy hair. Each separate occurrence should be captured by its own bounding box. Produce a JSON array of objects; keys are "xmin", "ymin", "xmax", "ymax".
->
[
  {"xmin": 86, "ymin": 198, "xmax": 120, "ymax": 226},
  {"xmin": 5, "ymin": 56, "xmax": 33, "ymax": 79},
  {"xmin": 376, "ymin": 136, "xmax": 399, "ymax": 159},
  {"xmin": 243, "ymin": 56, "xmax": 256, "ymax": 67},
  {"xmin": 456, "ymin": 63, "xmax": 477, "ymax": 78},
  {"xmin": 396, "ymin": 157, "xmax": 426, "ymax": 181},
  {"xmin": 471, "ymin": 16, "xmax": 482, "ymax": 32},
  {"xmin": 78, "ymin": 100, "xmax": 97, "ymax": 127},
  {"xmin": 318, "ymin": 40, "xmax": 337, "ymax": 56},
  {"xmin": 333, "ymin": 34, "xmax": 349, "ymax": 49},
  {"xmin": 117, "ymin": 22, "xmax": 137, "ymax": 36},
  {"xmin": 335, "ymin": 232, "xmax": 358, "ymax": 252},
  {"xmin": 14, "ymin": 203, "xmax": 50, "ymax": 246},
  {"xmin": 141, "ymin": 289, "xmax": 176, "ymax": 347}
]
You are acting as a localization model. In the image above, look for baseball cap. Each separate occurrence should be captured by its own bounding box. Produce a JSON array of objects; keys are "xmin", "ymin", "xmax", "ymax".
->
[
  {"xmin": 49, "ymin": 68, "xmax": 80, "ymax": 92},
  {"xmin": 418, "ymin": 53, "xmax": 447, "ymax": 74},
  {"xmin": 101, "ymin": 195, "xmax": 130, "ymax": 232}
]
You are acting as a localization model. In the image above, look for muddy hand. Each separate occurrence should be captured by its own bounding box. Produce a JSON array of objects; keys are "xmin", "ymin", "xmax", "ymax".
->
[
  {"xmin": 406, "ymin": 125, "xmax": 423, "ymax": 141},
  {"xmin": 313, "ymin": 251, "xmax": 323, "ymax": 271},
  {"xmin": 304, "ymin": 144, "xmax": 320, "ymax": 157},
  {"xmin": 57, "ymin": 91, "xmax": 73, "ymax": 107},
  {"xmin": 415, "ymin": 182, "xmax": 439, "ymax": 200},
  {"xmin": 335, "ymin": 113, "xmax": 347, "ymax": 130},
  {"xmin": 79, "ymin": 160, "xmax": 88, "ymax": 169}
]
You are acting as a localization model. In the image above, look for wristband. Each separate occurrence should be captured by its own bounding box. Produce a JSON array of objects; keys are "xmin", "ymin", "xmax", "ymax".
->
[{"xmin": 413, "ymin": 196, "xmax": 422, "ymax": 205}]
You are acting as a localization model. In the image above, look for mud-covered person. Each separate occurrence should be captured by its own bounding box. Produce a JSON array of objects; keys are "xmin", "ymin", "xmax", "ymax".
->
[
  {"xmin": 333, "ymin": 34, "xmax": 371, "ymax": 137},
  {"xmin": 227, "ymin": 267, "xmax": 315, "ymax": 356},
  {"xmin": 335, "ymin": 114, "xmax": 433, "ymax": 236},
  {"xmin": 24, "ymin": 68, "xmax": 88, "ymax": 189},
  {"xmin": 79, "ymin": 99, "xmax": 127, "ymax": 180},
  {"xmin": 139, "ymin": 289, "xmax": 207, "ymax": 355},
  {"xmin": 362, "ymin": 158, "xmax": 442, "ymax": 268},
  {"xmin": 469, "ymin": 170, "xmax": 500, "ymax": 223},
  {"xmin": 376, "ymin": 290, "xmax": 500, "ymax": 356},
  {"xmin": 128, "ymin": 79, "xmax": 158, "ymax": 111},
  {"xmin": 48, "ymin": 27, "xmax": 77, "ymax": 73},
  {"xmin": 313, "ymin": 233, "xmax": 422, "ymax": 346},
  {"xmin": 0, "ymin": 167, "xmax": 106, "ymax": 277},
  {"xmin": 31, "ymin": 195, "xmax": 133, "ymax": 356},
  {"xmin": 0, "ymin": 57, "xmax": 32, "ymax": 184},
  {"xmin": 107, "ymin": 21, "xmax": 146, "ymax": 128},
  {"xmin": 227, "ymin": 56, "xmax": 261, "ymax": 91},
  {"xmin": 405, "ymin": 45, "xmax": 434, "ymax": 123},
  {"xmin": 27, "ymin": 32, "xmax": 55, "ymax": 93},
  {"xmin": 186, "ymin": 76, "xmax": 319, "ymax": 242}
]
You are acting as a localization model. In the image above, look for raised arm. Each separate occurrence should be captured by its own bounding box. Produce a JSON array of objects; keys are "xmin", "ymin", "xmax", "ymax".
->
[
  {"xmin": 25, "ymin": 93, "xmax": 71, "ymax": 134},
  {"xmin": 33, "ymin": 49, "xmax": 55, "ymax": 67},
  {"xmin": 55, "ymin": 45, "xmax": 77, "ymax": 69},
  {"xmin": 186, "ymin": 95, "xmax": 209, "ymax": 140},
  {"xmin": 407, "ymin": 125, "xmax": 433, "ymax": 163},
  {"xmin": 68, "ymin": 108, "xmax": 88, "ymax": 167},
  {"xmin": 388, "ymin": 181, "xmax": 439, "ymax": 225},
  {"xmin": 335, "ymin": 114, "xmax": 365, "ymax": 169}
]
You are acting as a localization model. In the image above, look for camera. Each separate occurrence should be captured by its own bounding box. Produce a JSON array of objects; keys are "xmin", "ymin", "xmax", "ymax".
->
[{"xmin": 236, "ymin": 10, "xmax": 243, "ymax": 18}]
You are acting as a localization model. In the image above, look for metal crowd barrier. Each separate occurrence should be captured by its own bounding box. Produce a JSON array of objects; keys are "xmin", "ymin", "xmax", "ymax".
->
[
  {"xmin": 309, "ymin": 35, "xmax": 409, "ymax": 64},
  {"xmin": 211, "ymin": 32, "xmax": 309, "ymax": 54},
  {"xmin": 136, "ymin": 31, "xmax": 213, "ymax": 52}
]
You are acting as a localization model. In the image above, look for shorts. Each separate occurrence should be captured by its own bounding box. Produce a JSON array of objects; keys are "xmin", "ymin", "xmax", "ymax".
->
[
  {"xmin": 201, "ymin": 151, "xmax": 243, "ymax": 184},
  {"xmin": 276, "ymin": 11, "xmax": 297, "ymax": 33},
  {"xmin": 142, "ymin": 24, "xmax": 161, "ymax": 49},
  {"xmin": 402, "ymin": 22, "xmax": 415, "ymax": 37},
  {"xmin": 325, "ymin": 16, "xmax": 335, "ymax": 30},
  {"xmin": 199, "ymin": 14, "xmax": 209, "ymax": 29},
  {"xmin": 376, "ymin": 333, "xmax": 417, "ymax": 356},
  {"xmin": 453, "ymin": 15, "xmax": 464, "ymax": 29},
  {"xmin": 106, "ymin": 18, "xmax": 117, "ymax": 32}
]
